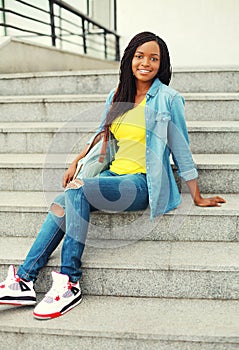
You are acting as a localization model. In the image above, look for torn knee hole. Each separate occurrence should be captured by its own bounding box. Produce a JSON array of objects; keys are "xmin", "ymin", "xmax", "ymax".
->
[
  {"xmin": 50, "ymin": 203, "xmax": 65, "ymax": 217},
  {"xmin": 66, "ymin": 179, "xmax": 84, "ymax": 189}
]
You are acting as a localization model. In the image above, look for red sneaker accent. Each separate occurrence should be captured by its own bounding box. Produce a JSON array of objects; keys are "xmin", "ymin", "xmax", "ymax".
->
[{"xmin": 34, "ymin": 311, "xmax": 61, "ymax": 319}]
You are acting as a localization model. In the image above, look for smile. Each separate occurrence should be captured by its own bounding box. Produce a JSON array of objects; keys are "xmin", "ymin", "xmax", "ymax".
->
[{"xmin": 138, "ymin": 69, "xmax": 151, "ymax": 73}]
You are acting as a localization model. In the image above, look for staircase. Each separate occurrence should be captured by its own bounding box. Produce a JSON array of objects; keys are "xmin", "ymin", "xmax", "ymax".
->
[{"xmin": 0, "ymin": 68, "xmax": 238, "ymax": 349}]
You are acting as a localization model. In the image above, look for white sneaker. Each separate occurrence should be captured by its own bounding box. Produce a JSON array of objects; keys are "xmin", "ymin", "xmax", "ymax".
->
[
  {"xmin": 0, "ymin": 265, "xmax": 36, "ymax": 306},
  {"xmin": 33, "ymin": 271, "xmax": 82, "ymax": 320}
]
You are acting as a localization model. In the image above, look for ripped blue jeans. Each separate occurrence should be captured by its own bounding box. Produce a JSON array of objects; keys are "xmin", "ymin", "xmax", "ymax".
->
[{"xmin": 17, "ymin": 170, "xmax": 148, "ymax": 283}]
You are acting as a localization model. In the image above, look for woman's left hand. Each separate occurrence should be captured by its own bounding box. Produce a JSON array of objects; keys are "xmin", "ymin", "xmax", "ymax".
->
[{"xmin": 194, "ymin": 196, "xmax": 226, "ymax": 207}]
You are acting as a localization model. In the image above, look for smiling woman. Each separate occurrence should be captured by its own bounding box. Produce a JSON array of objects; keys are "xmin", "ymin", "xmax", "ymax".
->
[
  {"xmin": 132, "ymin": 41, "xmax": 160, "ymax": 104},
  {"xmin": 0, "ymin": 31, "xmax": 226, "ymax": 321}
]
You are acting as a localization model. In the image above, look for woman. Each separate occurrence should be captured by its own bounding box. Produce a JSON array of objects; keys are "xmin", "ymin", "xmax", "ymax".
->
[{"xmin": 0, "ymin": 32, "xmax": 225, "ymax": 319}]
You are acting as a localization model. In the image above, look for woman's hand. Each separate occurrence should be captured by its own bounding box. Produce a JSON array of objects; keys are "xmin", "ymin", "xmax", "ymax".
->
[
  {"xmin": 62, "ymin": 162, "xmax": 77, "ymax": 188},
  {"xmin": 186, "ymin": 179, "xmax": 226, "ymax": 207},
  {"xmin": 194, "ymin": 195, "xmax": 226, "ymax": 207}
]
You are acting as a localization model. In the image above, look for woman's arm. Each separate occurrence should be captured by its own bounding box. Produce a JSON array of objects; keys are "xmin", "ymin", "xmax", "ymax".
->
[
  {"xmin": 186, "ymin": 178, "xmax": 226, "ymax": 207},
  {"xmin": 62, "ymin": 145, "xmax": 89, "ymax": 188},
  {"xmin": 62, "ymin": 132, "xmax": 105, "ymax": 187},
  {"xmin": 62, "ymin": 89, "xmax": 116, "ymax": 188},
  {"xmin": 168, "ymin": 94, "xmax": 226, "ymax": 207}
]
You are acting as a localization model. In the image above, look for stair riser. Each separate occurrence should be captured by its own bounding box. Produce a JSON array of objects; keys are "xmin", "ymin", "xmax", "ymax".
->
[
  {"xmin": 197, "ymin": 169, "xmax": 239, "ymax": 193},
  {"xmin": 0, "ymin": 101, "xmax": 104, "ymax": 122},
  {"xmin": 0, "ymin": 131, "xmax": 92, "ymax": 154},
  {"xmin": 0, "ymin": 168, "xmax": 238, "ymax": 193},
  {"xmin": 0, "ymin": 100, "xmax": 238, "ymax": 122},
  {"xmin": 185, "ymin": 100, "xmax": 239, "ymax": 121},
  {"xmin": 0, "ymin": 71, "xmax": 239, "ymax": 95},
  {"xmin": 189, "ymin": 132, "xmax": 239, "ymax": 154},
  {"xmin": 0, "ymin": 210, "xmax": 238, "ymax": 242},
  {"xmin": 1, "ymin": 130, "xmax": 239, "ymax": 154},
  {"xmin": 0, "ymin": 332, "xmax": 237, "ymax": 350},
  {"xmin": 0, "ymin": 263, "xmax": 237, "ymax": 300},
  {"xmin": 172, "ymin": 70, "xmax": 239, "ymax": 93}
]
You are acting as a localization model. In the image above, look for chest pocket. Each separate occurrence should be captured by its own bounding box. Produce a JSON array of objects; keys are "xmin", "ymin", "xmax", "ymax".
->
[{"xmin": 154, "ymin": 112, "xmax": 171, "ymax": 140}]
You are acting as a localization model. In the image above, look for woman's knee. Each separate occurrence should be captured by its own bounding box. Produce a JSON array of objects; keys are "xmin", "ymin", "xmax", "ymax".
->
[
  {"xmin": 50, "ymin": 193, "xmax": 66, "ymax": 217},
  {"xmin": 50, "ymin": 203, "xmax": 65, "ymax": 217}
]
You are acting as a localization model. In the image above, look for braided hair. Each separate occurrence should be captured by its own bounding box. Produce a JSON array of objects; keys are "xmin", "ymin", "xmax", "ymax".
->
[{"xmin": 104, "ymin": 31, "xmax": 172, "ymax": 129}]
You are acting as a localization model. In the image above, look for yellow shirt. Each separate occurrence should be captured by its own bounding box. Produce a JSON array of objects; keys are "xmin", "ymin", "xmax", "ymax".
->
[{"xmin": 110, "ymin": 98, "xmax": 146, "ymax": 174}]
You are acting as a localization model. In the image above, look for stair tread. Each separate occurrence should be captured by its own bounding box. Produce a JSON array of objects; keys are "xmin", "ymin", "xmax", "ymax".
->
[
  {"xmin": 0, "ymin": 191, "xmax": 238, "ymax": 215},
  {"xmin": 0, "ymin": 295, "xmax": 238, "ymax": 343},
  {"xmin": 0, "ymin": 236, "xmax": 238, "ymax": 272},
  {"xmin": 0, "ymin": 153, "xmax": 238, "ymax": 168},
  {"xmin": 0, "ymin": 69, "xmax": 119, "ymax": 79},
  {"xmin": 1, "ymin": 120, "xmax": 239, "ymax": 132},
  {"xmin": 0, "ymin": 121, "xmax": 97, "ymax": 132},
  {"xmin": 0, "ymin": 66, "xmax": 238, "ymax": 80},
  {"xmin": 0, "ymin": 92, "xmax": 239, "ymax": 102}
]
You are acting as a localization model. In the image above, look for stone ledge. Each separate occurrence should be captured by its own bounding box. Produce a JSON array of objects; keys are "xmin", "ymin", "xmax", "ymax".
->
[{"xmin": 0, "ymin": 296, "xmax": 238, "ymax": 348}]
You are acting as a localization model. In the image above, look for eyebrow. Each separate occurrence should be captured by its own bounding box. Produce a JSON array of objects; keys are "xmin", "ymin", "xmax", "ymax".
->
[{"xmin": 135, "ymin": 50, "xmax": 160, "ymax": 56}]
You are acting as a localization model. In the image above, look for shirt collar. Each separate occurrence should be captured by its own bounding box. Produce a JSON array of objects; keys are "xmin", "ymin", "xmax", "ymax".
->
[{"xmin": 146, "ymin": 78, "xmax": 162, "ymax": 97}]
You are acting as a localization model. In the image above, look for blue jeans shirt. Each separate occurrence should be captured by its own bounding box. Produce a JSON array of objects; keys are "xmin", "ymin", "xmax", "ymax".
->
[{"xmin": 91, "ymin": 78, "xmax": 198, "ymax": 218}]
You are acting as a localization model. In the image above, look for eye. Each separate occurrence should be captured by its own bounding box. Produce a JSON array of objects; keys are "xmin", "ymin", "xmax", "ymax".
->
[
  {"xmin": 135, "ymin": 54, "xmax": 143, "ymax": 59},
  {"xmin": 150, "ymin": 57, "xmax": 159, "ymax": 61}
]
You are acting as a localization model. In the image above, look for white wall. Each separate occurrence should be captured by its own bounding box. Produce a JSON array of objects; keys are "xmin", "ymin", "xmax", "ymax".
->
[{"xmin": 117, "ymin": 0, "xmax": 239, "ymax": 67}]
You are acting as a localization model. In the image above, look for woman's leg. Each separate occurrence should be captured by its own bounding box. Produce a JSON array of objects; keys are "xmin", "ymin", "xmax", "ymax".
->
[
  {"xmin": 17, "ymin": 193, "xmax": 66, "ymax": 282},
  {"xmin": 60, "ymin": 171, "xmax": 148, "ymax": 282},
  {"xmin": 18, "ymin": 171, "xmax": 148, "ymax": 283}
]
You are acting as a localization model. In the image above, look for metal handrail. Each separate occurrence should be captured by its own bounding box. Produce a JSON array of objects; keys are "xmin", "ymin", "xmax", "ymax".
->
[{"xmin": 0, "ymin": 0, "xmax": 120, "ymax": 61}]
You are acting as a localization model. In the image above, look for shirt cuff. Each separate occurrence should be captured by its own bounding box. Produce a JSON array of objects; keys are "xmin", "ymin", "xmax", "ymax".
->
[{"xmin": 178, "ymin": 168, "xmax": 198, "ymax": 182}]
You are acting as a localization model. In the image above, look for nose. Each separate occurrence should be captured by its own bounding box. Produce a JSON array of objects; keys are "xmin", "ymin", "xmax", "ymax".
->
[{"xmin": 141, "ymin": 57, "xmax": 150, "ymax": 66}]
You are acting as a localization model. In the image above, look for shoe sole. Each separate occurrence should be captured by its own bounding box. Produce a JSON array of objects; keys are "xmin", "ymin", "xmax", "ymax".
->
[
  {"xmin": 0, "ymin": 299, "xmax": 36, "ymax": 306},
  {"xmin": 33, "ymin": 294, "xmax": 83, "ymax": 320}
]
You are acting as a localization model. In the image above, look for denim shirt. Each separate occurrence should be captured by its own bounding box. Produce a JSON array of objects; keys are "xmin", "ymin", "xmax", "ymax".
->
[{"xmin": 90, "ymin": 78, "xmax": 198, "ymax": 219}]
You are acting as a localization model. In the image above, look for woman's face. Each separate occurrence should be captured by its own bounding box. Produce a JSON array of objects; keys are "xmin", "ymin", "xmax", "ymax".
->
[{"xmin": 131, "ymin": 40, "xmax": 160, "ymax": 85}]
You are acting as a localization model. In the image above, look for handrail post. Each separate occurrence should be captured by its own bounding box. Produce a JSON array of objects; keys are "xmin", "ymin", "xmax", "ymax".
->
[
  {"xmin": 104, "ymin": 31, "xmax": 107, "ymax": 59},
  {"xmin": 1, "ymin": 0, "xmax": 7, "ymax": 36},
  {"xmin": 82, "ymin": 17, "xmax": 87, "ymax": 54},
  {"xmin": 115, "ymin": 36, "xmax": 120, "ymax": 61},
  {"xmin": 49, "ymin": 0, "xmax": 56, "ymax": 46}
]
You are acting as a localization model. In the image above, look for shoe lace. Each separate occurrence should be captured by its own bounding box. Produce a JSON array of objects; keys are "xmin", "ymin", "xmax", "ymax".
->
[{"xmin": 45, "ymin": 282, "xmax": 72, "ymax": 299}]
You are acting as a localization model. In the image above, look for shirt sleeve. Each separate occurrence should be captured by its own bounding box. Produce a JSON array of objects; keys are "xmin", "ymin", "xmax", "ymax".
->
[{"xmin": 167, "ymin": 93, "xmax": 198, "ymax": 181}]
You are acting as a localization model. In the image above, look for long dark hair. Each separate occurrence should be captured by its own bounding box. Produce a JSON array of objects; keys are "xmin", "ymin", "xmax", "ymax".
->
[{"xmin": 104, "ymin": 31, "xmax": 172, "ymax": 129}]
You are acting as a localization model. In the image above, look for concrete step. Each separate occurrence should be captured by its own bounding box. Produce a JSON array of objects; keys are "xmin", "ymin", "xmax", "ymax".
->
[
  {"xmin": 0, "ymin": 236, "xmax": 238, "ymax": 299},
  {"xmin": 188, "ymin": 120, "xmax": 239, "ymax": 153},
  {"xmin": 0, "ymin": 191, "xmax": 238, "ymax": 242},
  {"xmin": 0, "ymin": 94, "xmax": 105, "ymax": 122},
  {"xmin": 0, "ymin": 93, "xmax": 239, "ymax": 122},
  {"xmin": 0, "ymin": 67, "xmax": 239, "ymax": 95},
  {"xmin": 0, "ymin": 296, "xmax": 238, "ymax": 349},
  {"xmin": 1, "ymin": 121, "xmax": 239, "ymax": 154},
  {"xmin": 0, "ymin": 153, "xmax": 238, "ymax": 193}
]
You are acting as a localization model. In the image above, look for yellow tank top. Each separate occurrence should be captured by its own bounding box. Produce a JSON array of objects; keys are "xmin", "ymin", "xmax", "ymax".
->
[{"xmin": 109, "ymin": 98, "xmax": 146, "ymax": 174}]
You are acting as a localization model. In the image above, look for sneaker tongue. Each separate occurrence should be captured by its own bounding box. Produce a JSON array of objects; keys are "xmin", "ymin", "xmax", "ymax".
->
[
  {"xmin": 51, "ymin": 271, "xmax": 69, "ymax": 286},
  {"xmin": 7, "ymin": 265, "xmax": 16, "ymax": 280}
]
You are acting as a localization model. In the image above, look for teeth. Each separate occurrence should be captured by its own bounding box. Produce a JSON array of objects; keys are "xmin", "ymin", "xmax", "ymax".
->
[{"xmin": 139, "ymin": 70, "xmax": 150, "ymax": 73}]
